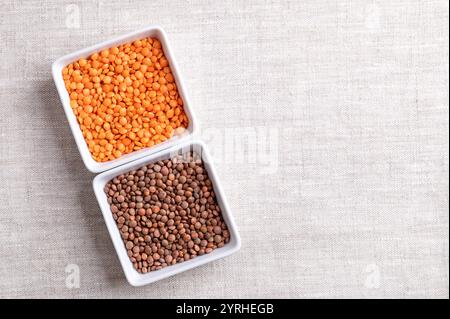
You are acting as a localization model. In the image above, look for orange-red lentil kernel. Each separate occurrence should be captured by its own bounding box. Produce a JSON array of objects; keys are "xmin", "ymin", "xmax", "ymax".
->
[{"xmin": 64, "ymin": 37, "xmax": 188, "ymax": 162}]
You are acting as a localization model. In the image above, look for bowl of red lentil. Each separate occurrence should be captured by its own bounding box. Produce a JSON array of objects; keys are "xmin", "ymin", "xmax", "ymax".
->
[
  {"xmin": 52, "ymin": 25, "xmax": 198, "ymax": 173},
  {"xmin": 93, "ymin": 140, "xmax": 241, "ymax": 286}
]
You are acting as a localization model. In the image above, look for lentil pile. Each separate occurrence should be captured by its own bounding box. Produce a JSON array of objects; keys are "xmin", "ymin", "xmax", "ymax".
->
[
  {"xmin": 62, "ymin": 37, "xmax": 188, "ymax": 162},
  {"xmin": 104, "ymin": 152, "xmax": 230, "ymax": 273}
]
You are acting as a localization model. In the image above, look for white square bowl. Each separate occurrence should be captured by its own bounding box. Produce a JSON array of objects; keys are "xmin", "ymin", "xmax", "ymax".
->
[
  {"xmin": 52, "ymin": 25, "xmax": 198, "ymax": 173},
  {"xmin": 92, "ymin": 139, "xmax": 241, "ymax": 286}
]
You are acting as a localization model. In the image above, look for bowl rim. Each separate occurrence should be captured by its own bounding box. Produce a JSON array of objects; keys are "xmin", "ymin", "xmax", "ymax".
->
[
  {"xmin": 92, "ymin": 139, "xmax": 241, "ymax": 286},
  {"xmin": 52, "ymin": 25, "xmax": 198, "ymax": 173}
]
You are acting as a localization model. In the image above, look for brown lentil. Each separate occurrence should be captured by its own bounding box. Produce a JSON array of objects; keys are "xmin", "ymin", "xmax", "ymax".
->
[{"xmin": 104, "ymin": 151, "xmax": 230, "ymax": 273}]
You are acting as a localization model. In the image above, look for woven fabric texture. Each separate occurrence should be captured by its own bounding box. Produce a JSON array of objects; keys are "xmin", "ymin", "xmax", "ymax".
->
[{"xmin": 0, "ymin": 0, "xmax": 448, "ymax": 298}]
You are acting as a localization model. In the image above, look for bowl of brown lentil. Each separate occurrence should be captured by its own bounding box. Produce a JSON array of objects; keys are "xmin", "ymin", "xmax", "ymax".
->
[
  {"xmin": 93, "ymin": 140, "xmax": 241, "ymax": 286},
  {"xmin": 52, "ymin": 25, "xmax": 198, "ymax": 173}
]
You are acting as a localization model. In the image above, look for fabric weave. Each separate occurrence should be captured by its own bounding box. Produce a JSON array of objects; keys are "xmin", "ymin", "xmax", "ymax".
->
[{"xmin": 0, "ymin": 0, "xmax": 448, "ymax": 298}]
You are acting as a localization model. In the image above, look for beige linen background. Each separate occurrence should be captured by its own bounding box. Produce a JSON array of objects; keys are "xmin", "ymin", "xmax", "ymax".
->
[{"xmin": 0, "ymin": 0, "xmax": 448, "ymax": 298}]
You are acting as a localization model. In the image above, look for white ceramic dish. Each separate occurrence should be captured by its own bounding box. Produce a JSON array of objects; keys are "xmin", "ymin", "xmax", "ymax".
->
[
  {"xmin": 93, "ymin": 139, "xmax": 241, "ymax": 286},
  {"xmin": 52, "ymin": 25, "xmax": 198, "ymax": 173}
]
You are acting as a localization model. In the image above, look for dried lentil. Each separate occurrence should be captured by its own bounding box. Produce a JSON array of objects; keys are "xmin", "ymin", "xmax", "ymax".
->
[
  {"xmin": 104, "ymin": 152, "xmax": 230, "ymax": 273},
  {"xmin": 63, "ymin": 37, "xmax": 189, "ymax": 162}
]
